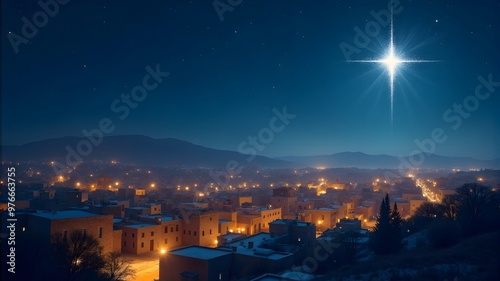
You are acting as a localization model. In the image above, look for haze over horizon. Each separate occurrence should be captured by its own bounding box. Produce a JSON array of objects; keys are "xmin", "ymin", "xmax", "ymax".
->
[
  {"xmin": 2, "ymin": 1, "xmax": 499, "ymax": 159},
  {"xmin": 3, "ymin": 134, "xmax": 500, "ymax": 162}
]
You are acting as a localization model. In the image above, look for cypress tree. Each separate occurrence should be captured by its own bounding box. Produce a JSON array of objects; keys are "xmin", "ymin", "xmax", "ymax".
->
[
  {"xmin": 390, "ymin": 202, "xmax": 403, "ymax": 252},
  {"xmin": 370, "ymin": 193, "xmax": 392, "ymax": 254}
]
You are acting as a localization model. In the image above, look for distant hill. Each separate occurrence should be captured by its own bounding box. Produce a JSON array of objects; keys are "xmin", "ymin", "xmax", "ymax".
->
[
  {"xmin": 0, "ymin": 135, "xmax": 298, "ymax": 169},
  {"xmin": 2, "ymin": 136, "xmax": 499, "ymax": 170},
  {"xmin": 277, "ymin": 152, "xmax": 500, "ymax": 169}
]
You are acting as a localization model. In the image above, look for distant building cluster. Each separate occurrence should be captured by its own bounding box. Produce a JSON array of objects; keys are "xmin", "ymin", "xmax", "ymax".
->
[{"xmin": 0, "ymin": 169, "xmax": 467, "ymax": 280}]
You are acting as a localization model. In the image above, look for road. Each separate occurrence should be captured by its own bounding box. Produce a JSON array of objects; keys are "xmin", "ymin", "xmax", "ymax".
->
[{"xmin": 122, "ymin": 252, "xmax": 159, "ymax": 281}]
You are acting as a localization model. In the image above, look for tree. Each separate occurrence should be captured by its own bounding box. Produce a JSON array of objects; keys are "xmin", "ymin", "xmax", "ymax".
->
[
  {"xmin": 389, "ymin": 202, "xmax": 403, "ymax": 251},
  {"xmin": 370, "ymin": 193, "xmax": 395, "ymax": 254},
  {"xmin": 410, "ymin": 202, "xmax": 445, "ymax": 231},
  {"xmin": 455, "ymin": 183, "xmax": 500, "ymax": 236},
  {"xmin": 339, "ymin": 230, "xmax": 361, "ymax": 264},
  {"xmin": 102, "ymin": 252, "xmax": 136, "ymax": 281},
  {"xmin": 441, "ymin": 194, "xmax": 458, "ymax": 220},
  {"xmin": 427, "ymin": 218, "xmax": 461, "ymax": 248},
  {"xmin": 50, "ymin": 230, "xmax": 106, "ymax": 281},
  {"xmin": 413, "ymin": 202, "xmax": 445, "ymax": 220}
]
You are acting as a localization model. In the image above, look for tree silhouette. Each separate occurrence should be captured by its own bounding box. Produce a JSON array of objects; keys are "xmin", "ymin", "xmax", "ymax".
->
[
  {"xmin": 409, "ymin": 202, "xmax": 445, "ymax": 232},
  {"xmin": 50, "ymin": 230, "xmax": 106, "ymax": 281},
  {"xmin": 370, "ymin": 193, "xmax": 397, "ymax": 254},
  {"xmin": 369, "ymin": 194, "xmax": 406, "ymax": 254},
  {"xmin": 455, "ymin": 183, "xmax": 500, "ymax": 236},
  {"xmin": 441, "ymin": 194, "xmax": 458, "ymax": 220},
  {"xmin": 390, "ymin": 202, "xmax": 403, "ymax": 251},
  {"xmin": 102, "ymin": 252, "xmax": 136, "ymax": 281}
]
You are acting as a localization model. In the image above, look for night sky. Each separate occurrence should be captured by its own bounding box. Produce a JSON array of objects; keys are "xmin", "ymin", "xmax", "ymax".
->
[{"xmin": 1, "ymin": 0, "xmax": 499, "ymax": 159}]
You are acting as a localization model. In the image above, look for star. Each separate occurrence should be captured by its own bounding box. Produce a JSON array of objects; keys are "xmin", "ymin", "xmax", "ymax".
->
[{"xmin": 348, "ymin": 10, "xmax": 437, "ymax": 125}]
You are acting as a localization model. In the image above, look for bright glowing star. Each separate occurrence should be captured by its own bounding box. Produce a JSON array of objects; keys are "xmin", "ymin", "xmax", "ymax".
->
[{"xmin": 348, "ymin": 10, "xmax": 437, "ymax": 124}]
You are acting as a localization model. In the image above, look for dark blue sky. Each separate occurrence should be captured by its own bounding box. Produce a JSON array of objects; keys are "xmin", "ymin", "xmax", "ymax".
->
[{"xmin": 1, "ymin": 0, "xmax": 499, "ymax": 159}]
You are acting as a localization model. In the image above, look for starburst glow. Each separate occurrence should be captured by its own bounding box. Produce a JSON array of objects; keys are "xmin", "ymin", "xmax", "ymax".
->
[{"xmin": 349, "ymin": 11, "xmax": 436, "ymax": 124}]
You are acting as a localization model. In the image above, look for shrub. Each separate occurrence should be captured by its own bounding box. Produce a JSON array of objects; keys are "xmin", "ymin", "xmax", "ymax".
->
[{"xmin": 427, "ymin": 219, "xmax": 461, "ymax": 248}]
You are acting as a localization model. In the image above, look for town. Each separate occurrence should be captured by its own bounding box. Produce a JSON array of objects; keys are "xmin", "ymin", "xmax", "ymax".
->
[{"xmin": 1, "ymin": 160, "xmax": 499, "ymax": 280}]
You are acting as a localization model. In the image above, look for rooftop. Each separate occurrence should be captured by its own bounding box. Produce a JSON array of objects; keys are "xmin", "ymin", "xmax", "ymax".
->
[
  {"xmin": 31, "ymin": 210, "xmax": 103, "ymax": 220},
  {"xmin": 169, "ymin": 246, "xmax": 231, "ymax": 260},
  {"xmin": 124, "ymin": 223, "xmax": 157, "ymax": 229},
  {"xmin": 138, "ymin": 215, "xmax": 180, "ymax": 222}
]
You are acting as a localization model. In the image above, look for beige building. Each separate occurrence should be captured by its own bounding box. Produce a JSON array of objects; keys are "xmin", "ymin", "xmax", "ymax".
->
[
  {"xmin": 305, "ymin": 205, "xmax": 347, "ymax": 232},
  {"xmin": 121, "ymin": 216, "xmax": 182, "ymax": 254},
  {"xmin": 236, "ymin": 207, "xmax": 281, "ymax": 235},
  {"xmin": 270, "ymin": 187, "xmax": 297, "ymax": 215},
  {"xmin": 181, "ymin": 209, "xmax": 219, "ymax": 247},
  {"xmin": 24, "ymin": 210, "xmax": 115, "ymax": 253},
  {"xmin": 410, "ymin": 198, "xmax": 426, "ymax": 215}
]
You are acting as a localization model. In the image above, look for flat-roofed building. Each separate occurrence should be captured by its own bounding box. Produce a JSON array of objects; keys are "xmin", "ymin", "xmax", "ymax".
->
[
  {"xmin": 236, "ymin": 206, "xmax": 282, "ymax": 234},
  {"xmin": 271, "ymin": 187, "xmax": 297, "ymax": 215},
  {"xmin": 181, "ymin": 209, "xmax": 219, "ymax": 247},
  {"xmin": 226, "ymin": 233, "xmax": 294, "ymax": 280},
  {"xmin": 410, "ymin": 198, "xmax": 426, "ymax": 215},
  {"xmin": 304, "ymin": 205, "xmax": 347, "ymax": 231},
  {"xmin": 24, "ymin": 210, "xmax": 114, "ymax": 253},
  {"xmin": 269, "ymin": 219, "xmax": 316, "ymax": 246},
  {"xmin": 439, "ymin": 188, "xmax": 456, "ymax": 200},
  {"xmin": 121, "ymin": 215, "xmax": 182, "ymax": 254},
  {"xmin": 159, "ymin": 232, "xmax": 296, "ymax": 281},
  {"xmin": 159, "ymin": 246, "xmax": 233, "ymax": 281}
]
